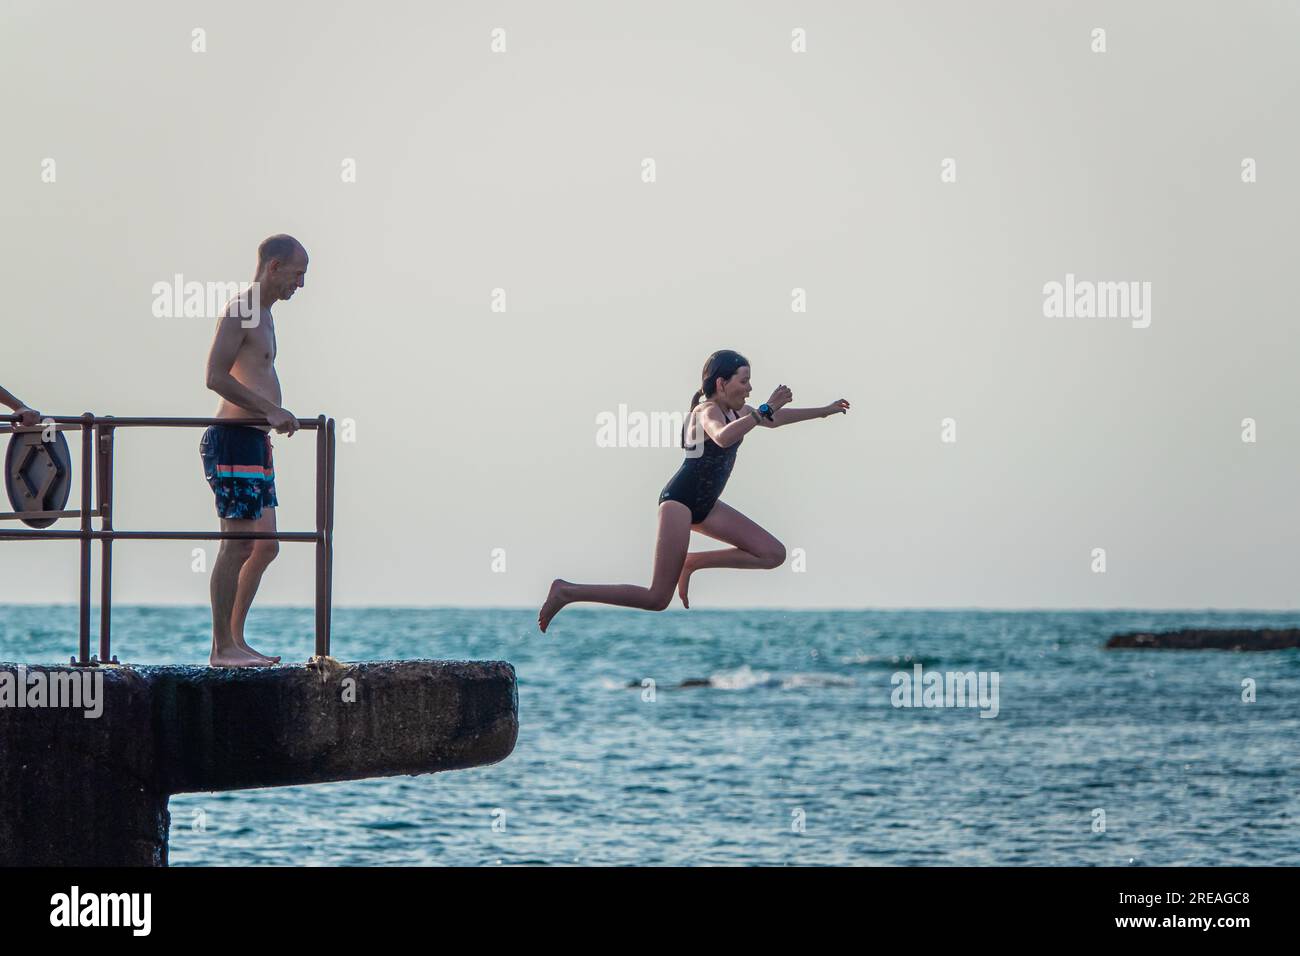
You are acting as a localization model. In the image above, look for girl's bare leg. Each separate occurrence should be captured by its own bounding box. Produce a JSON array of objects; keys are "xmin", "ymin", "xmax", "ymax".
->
[
  {"xmin": 538, "ymin": 501, "xmax": 693, "ymax": 632},
  {"xmin": 676, "ymin": 500, "xmax": 786, "ymax": 607}
]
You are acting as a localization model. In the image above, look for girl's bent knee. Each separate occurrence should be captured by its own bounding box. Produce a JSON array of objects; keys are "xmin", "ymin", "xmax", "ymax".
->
[{"xmin": 647, "ymin": 592, "xmax": 674, "ymax": 612}]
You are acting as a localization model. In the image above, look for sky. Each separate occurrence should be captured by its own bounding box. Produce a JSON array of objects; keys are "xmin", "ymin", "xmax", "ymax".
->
[{"xmin": 2, "ymin": 0, "xmax": 1298, "ymax": 609}]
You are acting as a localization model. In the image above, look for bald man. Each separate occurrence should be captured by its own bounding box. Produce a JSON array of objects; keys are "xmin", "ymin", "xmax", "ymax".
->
[{"xmin": 201, "ymin": 234, "xmax": 308, "ymax": 667}]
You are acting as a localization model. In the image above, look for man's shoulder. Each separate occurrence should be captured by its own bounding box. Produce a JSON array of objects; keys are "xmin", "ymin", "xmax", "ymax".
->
[
  {"xmin": 214, "ymin": 302, "xmax": 269, "ymax": 334},
  {"xmin": 219, "ymin": 285, "xmax": 267, "ymax": 321},
  {"xmin": 215, "ymin": 300, "xmax": 250, "ymax": 325}
]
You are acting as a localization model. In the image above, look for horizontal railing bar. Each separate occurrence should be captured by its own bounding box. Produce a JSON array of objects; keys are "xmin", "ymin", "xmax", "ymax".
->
[
  {"xmin": 0, "ymin": 530, "xmax": 318, "ymax": 541},
  {"xmin": 107, "ymin": 531, "xmax": 320, "ymax": 541},
  {"xmin": 0, "ymin": 509, "xmax": 100, "ymax": 521},
  {"xmin": 0, "ymin": 424, "xmax": 81, "ymax": 435},
  {"xmin": 1, "ymin": 415, "xmax": 322, "ymax": 429}
]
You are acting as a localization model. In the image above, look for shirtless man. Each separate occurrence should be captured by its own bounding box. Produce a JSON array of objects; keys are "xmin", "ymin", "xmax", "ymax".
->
[{"xmin": 201, "ymin": 234, "xmax": 307, "ymax": 667}]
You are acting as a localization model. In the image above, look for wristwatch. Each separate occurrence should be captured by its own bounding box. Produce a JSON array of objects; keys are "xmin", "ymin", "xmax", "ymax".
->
[{"xmin": 758, "ymin": 403, "xmax": 774, "ymax": 421}]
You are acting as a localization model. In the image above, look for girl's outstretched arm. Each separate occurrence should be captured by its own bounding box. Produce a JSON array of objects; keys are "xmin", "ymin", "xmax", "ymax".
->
[
  {"xmin": 750, "ymin": 399, "xmax": 850, "ymax": 428},
  {"xmin": 702, "ymin": 384, "xmax": 794, "ymax": 447}
]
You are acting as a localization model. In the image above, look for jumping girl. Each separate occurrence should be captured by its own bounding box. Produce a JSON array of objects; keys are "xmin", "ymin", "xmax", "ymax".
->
[{"xmin": 538, "ymin": 349, "xmax": 849, "ymax": 631}]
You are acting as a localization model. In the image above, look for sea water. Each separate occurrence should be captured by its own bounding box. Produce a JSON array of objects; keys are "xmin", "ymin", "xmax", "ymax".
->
[{"xmin": 1, "ymin": 606, "xmax": 1296, "ymax": 866}]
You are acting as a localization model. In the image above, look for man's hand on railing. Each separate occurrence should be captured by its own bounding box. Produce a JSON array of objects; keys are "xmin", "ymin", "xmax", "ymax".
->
[{"xmin": 267, "ymin": 406, "xmax": 300, "ymax": 436}]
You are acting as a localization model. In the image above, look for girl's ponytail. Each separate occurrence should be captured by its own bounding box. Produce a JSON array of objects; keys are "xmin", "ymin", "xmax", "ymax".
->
[{"xmin": 681, "ymin": 388, "xmax": 704, "ymax": 448}]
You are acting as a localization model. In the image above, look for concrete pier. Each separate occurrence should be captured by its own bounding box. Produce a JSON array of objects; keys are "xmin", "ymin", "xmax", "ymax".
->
[{"xmin": 0, "ymin": 659, "xmax": 518, "ymax": 866}]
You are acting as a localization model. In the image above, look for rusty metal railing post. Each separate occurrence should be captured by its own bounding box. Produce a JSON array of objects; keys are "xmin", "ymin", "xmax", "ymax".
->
[
  {"xmin": 325, "ymin": 418, "xmax": 336, "ymax": 656},
  {"xmin": 97, "ymin": 419, "xmax": 117, "ymax": 664},
  {"xmin": 314, "ymin": 415, "xmax": 327, "ymax": 657},
  {"xmin": 76, "ymin": 412, "xmax": 94, "ymax": 666}
]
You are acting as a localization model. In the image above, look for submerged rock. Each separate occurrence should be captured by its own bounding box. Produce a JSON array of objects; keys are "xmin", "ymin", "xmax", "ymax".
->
[{"xmin": 1105, "ymin": 629, "xmax": 1300, "ymax": 651}]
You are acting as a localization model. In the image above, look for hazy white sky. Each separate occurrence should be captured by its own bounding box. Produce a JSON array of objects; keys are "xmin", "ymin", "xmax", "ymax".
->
[{"xmin": 3, "ymin": 0, "xmax": 1298, "ymax": 609}]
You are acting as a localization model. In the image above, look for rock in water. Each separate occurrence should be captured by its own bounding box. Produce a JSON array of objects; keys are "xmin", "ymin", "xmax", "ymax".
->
[{"xmin": 1105, "ymin": 629, "xmax": 1300, "ymax": 651}]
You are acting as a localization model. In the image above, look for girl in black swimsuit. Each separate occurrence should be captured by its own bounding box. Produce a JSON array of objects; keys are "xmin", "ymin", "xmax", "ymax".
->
[
  {"xmin": 538, "ymin": 349, "xmax": 849, "ymax": 631},
  {"xmin": 657, "ymin": 402, "xmax": 744, "ymax": 524}
]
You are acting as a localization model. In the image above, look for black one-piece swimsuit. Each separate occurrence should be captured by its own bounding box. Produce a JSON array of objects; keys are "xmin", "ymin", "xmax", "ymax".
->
[{"xmin": 658, "ymin": 407, "xmax": 743, "ymax": 524}]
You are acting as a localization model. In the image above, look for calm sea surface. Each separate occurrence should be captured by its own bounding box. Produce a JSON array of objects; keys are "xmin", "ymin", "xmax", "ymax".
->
[{"xmin": 2, "ymin": 606, "xmax": 1297, "ymax": 866}]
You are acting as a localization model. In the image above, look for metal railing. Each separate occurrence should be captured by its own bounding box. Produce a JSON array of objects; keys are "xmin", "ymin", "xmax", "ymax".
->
[{"xmin": 0, "ymin": 414, "xmax": 336, "ymax": 666}]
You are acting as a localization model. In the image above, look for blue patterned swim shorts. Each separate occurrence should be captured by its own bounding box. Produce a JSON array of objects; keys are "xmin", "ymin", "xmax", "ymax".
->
[{"xmin": 199, "ymin": 424, "xmax": 278, "ymax": 520}]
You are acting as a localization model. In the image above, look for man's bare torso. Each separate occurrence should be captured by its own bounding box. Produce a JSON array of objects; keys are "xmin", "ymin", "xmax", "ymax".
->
[{"xmin": 214, "ymin": 306, "xmax": 280, "ymax": 430}]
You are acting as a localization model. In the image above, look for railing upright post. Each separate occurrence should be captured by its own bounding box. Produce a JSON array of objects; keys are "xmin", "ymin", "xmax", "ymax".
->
[
  {"xmin": 76, "ymin": 413, "xmax": 93, "ymax": 666},
  {"xmin": 314, "ymin": 415, "xmax": 327, "ymax": 658},
  {"xmin": 97, "ymin": 420, "xmax": 116, "ymax": 664},
  {"xmin": 325, "ymin": 418, "xmax": 336, "ymax": 657}
]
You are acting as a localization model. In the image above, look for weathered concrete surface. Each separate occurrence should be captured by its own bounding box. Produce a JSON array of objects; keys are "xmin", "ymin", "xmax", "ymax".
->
[
  {"xmin": 0, "ymin": 659, "xmax": 517, "ymax": 866},
  {"xmin": 0, "ymin": 665, "xmax": 166, "ymax": 866},
  {"xmin": 1106, "ymin": 629, "xmax": 1300, "ymax": 651}
]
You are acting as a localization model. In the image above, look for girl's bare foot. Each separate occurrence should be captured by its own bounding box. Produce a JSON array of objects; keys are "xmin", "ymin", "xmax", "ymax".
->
[
  {"xmin": 538, "ymin": 579, "xmax": 572, "ymax": 632},
  {"xmin": 677, "ymin": 557, "xmax": 696, "ymax": 608}
]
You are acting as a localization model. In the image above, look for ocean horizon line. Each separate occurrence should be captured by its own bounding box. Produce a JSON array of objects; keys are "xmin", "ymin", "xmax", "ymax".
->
[{"xmin": 5, "ymin": 602, "xmax": 1300, "ymax": 615}]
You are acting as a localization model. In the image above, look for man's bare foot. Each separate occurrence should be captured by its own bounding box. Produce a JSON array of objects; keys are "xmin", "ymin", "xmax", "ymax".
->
[
  {"xmin": 210, "ymin": 646, "xmax": 274, "ymax": 667},
  {"xmin": 538, "ymin": 579, "xmax": 572, "ymax": 633},
  {"xmin": 233, "ymin": 636, "xmax": 280, "ymax": 664},
  {"xmin": 677, "ymin": 557, "xmax": 696, "ymax": 609}
]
